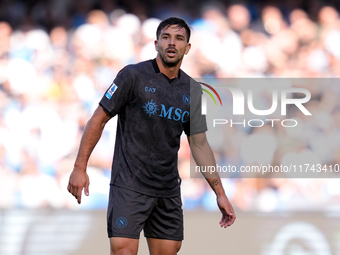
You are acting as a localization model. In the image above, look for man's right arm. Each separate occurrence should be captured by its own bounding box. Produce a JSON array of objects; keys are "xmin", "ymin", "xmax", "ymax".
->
[{"xmin": 67, "ymin": 105, "xmax": 112, "ymax": 204}]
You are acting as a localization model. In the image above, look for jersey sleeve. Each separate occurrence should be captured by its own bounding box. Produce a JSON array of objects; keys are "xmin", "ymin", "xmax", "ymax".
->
[
  {"xmin": 183, "ymin": 79, "xmax": 207, "ymax": 136},
  {"xmin": 99, "ymin": 65, "xmax": 135, "ymax": 116}
]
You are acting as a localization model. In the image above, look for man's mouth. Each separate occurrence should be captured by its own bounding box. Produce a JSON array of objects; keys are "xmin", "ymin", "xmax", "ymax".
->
[{"xmin": 166, "ymin": 48, "xmax": 177, "ymax": 57}]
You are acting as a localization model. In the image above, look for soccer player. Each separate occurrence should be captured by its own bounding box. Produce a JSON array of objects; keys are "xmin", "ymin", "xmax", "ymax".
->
[{"xmin": 67, "ymin": 17, "xmax": 235, "ymax": 255}]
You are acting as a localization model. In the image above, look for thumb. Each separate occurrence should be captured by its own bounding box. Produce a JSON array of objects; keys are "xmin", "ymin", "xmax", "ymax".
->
[
  {"xmin": 85, "ymin": 178, "xmax": 90, "ymax": 196},
  {"xmin": 228, "ymin": 210, "xmax": 233, "ymax": 216}
]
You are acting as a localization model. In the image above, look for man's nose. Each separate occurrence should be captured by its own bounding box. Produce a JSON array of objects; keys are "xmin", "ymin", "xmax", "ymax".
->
[{"xmin": 168, "ymin": 37, "xmax": 175, "ymax": 45}]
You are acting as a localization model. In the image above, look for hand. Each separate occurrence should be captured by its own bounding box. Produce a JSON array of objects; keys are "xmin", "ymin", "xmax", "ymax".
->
[
  {"xmin": 217, "ymin": 196, "xmax": 236, "ymax": 228},
  {"xmin": 67, "ymin": 169, "xmax": 90, "ymax": 204}
]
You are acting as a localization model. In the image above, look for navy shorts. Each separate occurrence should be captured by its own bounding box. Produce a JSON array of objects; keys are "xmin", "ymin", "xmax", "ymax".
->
[{"xmin": 107, "ymin": 185, "xmax": 183, "ymax": 241}]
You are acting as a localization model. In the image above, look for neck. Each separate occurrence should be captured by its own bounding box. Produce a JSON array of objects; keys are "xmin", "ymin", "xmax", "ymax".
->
[{"xmin": 156, "ymin": 55, "xmax": 182, "ymax": 79}]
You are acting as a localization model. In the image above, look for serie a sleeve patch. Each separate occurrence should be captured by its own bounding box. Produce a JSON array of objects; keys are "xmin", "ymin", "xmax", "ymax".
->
[{"xmin": 105, "ymin": 83, "xmax": 118, "ymax": 99}]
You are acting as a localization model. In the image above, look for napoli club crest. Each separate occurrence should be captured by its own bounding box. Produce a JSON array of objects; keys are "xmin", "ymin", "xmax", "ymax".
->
[
  {"xmin": 116, "ymin": 216, "xmax": 128, "ymax": 228},
  {"xmin": 183, "ymin": 94, "xmax": 190, "ymax": 105}
]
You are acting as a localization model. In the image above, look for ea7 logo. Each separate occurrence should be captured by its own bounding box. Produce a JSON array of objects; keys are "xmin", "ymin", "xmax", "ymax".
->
[
  {"xmin": 145, "ymin": 87, "xmax": 156, "ymax": 93},
  {"xmin": 202, "ymin": 87, "xmax": 312, "ymax": 116}
]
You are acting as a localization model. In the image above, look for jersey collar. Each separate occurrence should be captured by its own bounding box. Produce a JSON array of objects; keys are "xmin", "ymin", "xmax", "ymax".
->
[{"xmin": 151, "ymin": 58, "xmax": 181, "ymax": 84}]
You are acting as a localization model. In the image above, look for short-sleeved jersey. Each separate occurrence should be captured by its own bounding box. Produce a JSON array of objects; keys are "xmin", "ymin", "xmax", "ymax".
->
[{"xmin": 99, "ymin": 59, "xmax": 207, "ymax": 197}]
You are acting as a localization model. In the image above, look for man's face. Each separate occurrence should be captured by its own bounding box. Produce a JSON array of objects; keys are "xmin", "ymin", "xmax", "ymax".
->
[{"xmin": 155, "ymin": 25, "xmax": 191, "ymax": 67}]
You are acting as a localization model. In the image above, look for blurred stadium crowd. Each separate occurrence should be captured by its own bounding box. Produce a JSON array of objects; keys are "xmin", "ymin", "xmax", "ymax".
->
[{"xmin": 1, "ymin": 0, "xmax": 340, "ymax": 211}]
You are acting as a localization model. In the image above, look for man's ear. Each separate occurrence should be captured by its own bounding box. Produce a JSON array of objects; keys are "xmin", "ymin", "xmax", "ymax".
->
[
  {"xmin": 154, "ymin": 40, "xmax": 159, "ymax": 52},
  {"xmin": 185, "ymin": 43, "xmax": 191, "ymax": 55}
]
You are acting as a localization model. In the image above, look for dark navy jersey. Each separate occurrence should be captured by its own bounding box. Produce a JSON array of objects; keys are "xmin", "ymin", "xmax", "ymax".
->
[{"xmin": 99, "ymin": 59, "xmax": 207, "ymax": 197}]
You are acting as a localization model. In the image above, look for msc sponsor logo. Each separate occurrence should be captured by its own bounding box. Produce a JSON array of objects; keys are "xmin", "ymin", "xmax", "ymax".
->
[
  {"xmin": 143, "ymin": 100, "xmax": 189, "ymax": 123},
  {"xmin": 159, "ymin": 105, "xmax": 189, "ymax": 123}
]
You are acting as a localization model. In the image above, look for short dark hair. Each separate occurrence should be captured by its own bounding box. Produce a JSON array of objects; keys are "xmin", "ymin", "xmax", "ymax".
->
[{"xmin": 156, "ymin": 17, "xmax": 191, "ymax": 43}]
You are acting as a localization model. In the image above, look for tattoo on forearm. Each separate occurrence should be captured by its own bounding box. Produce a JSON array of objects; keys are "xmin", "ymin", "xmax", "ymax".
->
[{"xmin": 212, "ymin": 179, "xmax": 219, "ymax": 186}]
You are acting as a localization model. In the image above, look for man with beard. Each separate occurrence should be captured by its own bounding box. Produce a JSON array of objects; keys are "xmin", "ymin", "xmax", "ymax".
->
[{"xmin": 68, "ymin": 17, "xmax": 235, "ymax": 255}]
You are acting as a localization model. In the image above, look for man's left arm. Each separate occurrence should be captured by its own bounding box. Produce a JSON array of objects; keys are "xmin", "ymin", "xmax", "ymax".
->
[{"xmin": 188, "ymin": 132, "xmax": 236, "ymax": 228}]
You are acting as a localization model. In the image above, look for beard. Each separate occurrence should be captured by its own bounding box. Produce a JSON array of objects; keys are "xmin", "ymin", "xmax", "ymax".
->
[{"xmin": 159, "ymin": 48, "xmax": 184, "ymax": 67}]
